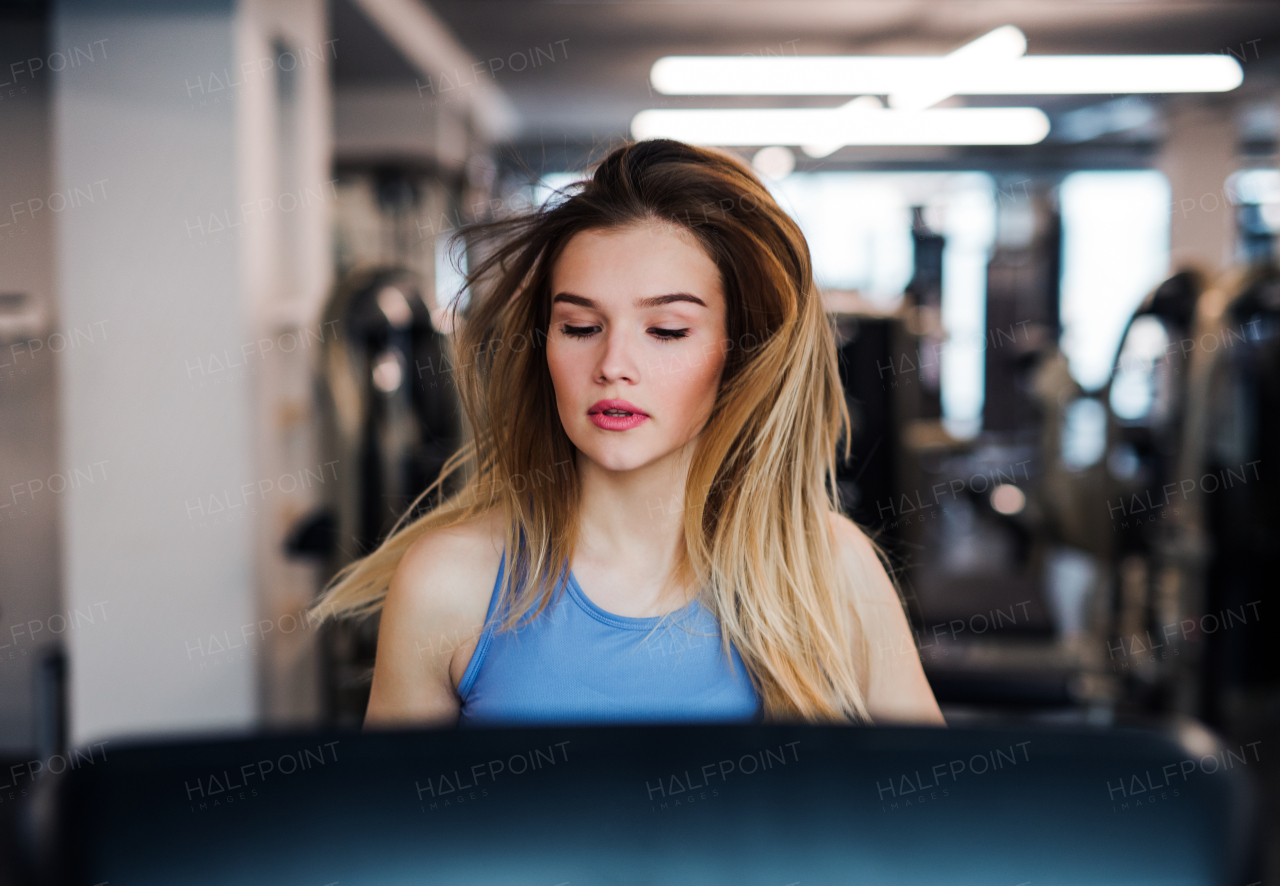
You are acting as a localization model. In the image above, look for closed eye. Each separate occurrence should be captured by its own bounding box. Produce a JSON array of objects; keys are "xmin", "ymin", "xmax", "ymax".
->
[{"xmin": 558, "ymin": 325, "xmax": 691, "ymax": 342}]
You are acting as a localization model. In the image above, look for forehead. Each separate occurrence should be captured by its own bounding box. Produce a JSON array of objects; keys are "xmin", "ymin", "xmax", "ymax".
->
[{"xmin": 550, "ymin": 223, "xmax": 722, "ymax": 302}]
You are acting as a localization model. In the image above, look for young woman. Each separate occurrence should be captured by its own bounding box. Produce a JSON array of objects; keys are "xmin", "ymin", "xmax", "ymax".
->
[{"xmin": 313, "ymin": 139, "xmax": 944, "ymax": 728}]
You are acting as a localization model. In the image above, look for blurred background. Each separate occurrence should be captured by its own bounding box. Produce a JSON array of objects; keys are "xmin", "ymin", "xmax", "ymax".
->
[{"xmin": 0, "ymin": 0, "xmax": 1278, "ymax": 870}]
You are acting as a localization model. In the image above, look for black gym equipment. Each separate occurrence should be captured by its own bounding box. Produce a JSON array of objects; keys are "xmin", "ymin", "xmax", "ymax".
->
[{"xmin": 13, "ymin": 721, "xmax": 1259, "ymax": 885}]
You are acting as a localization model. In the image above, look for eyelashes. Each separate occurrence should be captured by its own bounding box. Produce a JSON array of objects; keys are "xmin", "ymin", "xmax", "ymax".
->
[{"xmin": 560, "ymin": 325, "xmax": 691, "ymax": 342}]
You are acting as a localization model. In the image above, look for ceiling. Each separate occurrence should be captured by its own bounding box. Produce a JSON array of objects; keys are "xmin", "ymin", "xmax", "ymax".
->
[{"xmin": 337, "ymin": 0, "xmax": 1280, "ymax": 172}]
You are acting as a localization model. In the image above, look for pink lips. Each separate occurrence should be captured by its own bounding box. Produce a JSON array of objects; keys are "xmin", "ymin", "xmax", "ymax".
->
[{"xmin": 587, "ymin": 399, "xmax": 649, "ymax": 431}]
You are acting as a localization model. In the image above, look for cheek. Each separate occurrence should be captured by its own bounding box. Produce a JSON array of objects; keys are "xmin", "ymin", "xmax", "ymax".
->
[
  {"xmin": 652, "ymin": 346, "xmax": 725, "ymax": 414},
  {"xmin": 544, "ymin": 343, "xmax": 578, "ymax": 392}
]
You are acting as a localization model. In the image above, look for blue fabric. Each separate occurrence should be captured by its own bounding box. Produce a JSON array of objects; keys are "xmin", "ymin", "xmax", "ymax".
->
[{"xmin": 457, "ymin": 551, "xmax": 763, "ymax": 727}]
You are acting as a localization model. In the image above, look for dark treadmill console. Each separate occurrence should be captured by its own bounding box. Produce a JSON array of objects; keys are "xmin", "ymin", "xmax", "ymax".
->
[{"xmin": 18, "ymin": 722, "xmax": 1258, "ymax": 885}]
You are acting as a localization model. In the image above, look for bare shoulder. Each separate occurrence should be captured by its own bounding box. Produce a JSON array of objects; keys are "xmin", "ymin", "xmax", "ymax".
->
[
  {"xmin": 826, "ymin": 509, "xmax": 874, "ymax": 555},
  {"xmin": 393, "ymin": 506, "xmax": 507, "ymax": 616},
  {"xmin": 826, "ymin": 510, "xmax": 946, "ymax": 726},
  {"xmin": 826, "ymin": 511, "xmax": 899, "ymax": 605},
  {"xmin": 365, "ymin": 507, "xmax": 507, "ymax": 728}
]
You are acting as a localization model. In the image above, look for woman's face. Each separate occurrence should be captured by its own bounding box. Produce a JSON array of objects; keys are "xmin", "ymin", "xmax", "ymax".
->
[{"xmin": 546, "ymin": 222, "xmax": 729, "ymax": 474}]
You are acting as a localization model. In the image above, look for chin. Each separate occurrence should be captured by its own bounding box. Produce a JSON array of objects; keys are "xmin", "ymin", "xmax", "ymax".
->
[
  {"xmin": 573, "ymin": 430, "xmax": 668, "ymax": 473},
  {"xmin": 582, "ymin": 446, "xmax": 655, "ymax": 474}
]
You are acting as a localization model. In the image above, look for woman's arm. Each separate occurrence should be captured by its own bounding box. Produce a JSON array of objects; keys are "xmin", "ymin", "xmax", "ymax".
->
[
  {"xmin": 364, "ymin": 523, "xmax": 498, "ymax": 729},
  {"xmin": 829, "ymin": 511, "xmax": 947, "ymax": 726}
]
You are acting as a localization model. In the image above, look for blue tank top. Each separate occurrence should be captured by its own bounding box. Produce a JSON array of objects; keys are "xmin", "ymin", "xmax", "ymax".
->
[{"xmin": 457, "ymin": 552, "xmax": 763, "ymax": 727}]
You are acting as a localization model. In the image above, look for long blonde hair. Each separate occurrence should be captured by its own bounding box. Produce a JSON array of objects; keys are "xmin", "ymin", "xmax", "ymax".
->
[{"xmin": 313, "ymin": 139, "xmax": 873, "ymax": 722}]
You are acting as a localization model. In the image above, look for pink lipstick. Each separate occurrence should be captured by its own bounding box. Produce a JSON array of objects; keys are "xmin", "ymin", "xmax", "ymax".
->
[{"xmin": 587, "ymin": 399, "xmax": 649, "ymax": 431}]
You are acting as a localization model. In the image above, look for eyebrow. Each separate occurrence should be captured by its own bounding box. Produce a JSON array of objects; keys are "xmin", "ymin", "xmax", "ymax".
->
[{"xmin": 551, "ymin": 292, "xmax": 708, "ymax": 310}]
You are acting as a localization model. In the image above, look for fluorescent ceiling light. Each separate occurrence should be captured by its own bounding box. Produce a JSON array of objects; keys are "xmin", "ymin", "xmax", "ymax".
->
[
  {"xmin": 631, "ymin": 103, "xmax": 1051, "ymax": 147},
  {"xmin": 650, "ymin": 54, "xmax": 1243, "ymax": 98},
  {"xmin": 803, "ymin": 96, "xmax": 887, "ymax": 156},
  {"xmin": 889, "ymin": 25, "xmax": 1026, "ymax": 111}
]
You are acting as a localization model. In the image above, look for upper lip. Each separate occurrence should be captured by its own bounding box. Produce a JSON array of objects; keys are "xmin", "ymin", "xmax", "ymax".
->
[{"xmin": 588, "ymin": 399, "xmax": 648, "ymax": 416}]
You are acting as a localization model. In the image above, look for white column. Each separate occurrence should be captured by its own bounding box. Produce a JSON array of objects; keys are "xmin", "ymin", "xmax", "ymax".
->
[{"xmin": 52, "ymin": 0, "xmax": 329, "ymax": 744}]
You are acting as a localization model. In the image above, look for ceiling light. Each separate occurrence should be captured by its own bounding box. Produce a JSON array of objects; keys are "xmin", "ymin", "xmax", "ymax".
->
[
  {"xmin": 803, "ymin": 96, "xmax": 883, "ymax": 156},
  {"xmin": 889, "ymin": 25, "xmax": 1026, "ymax": 111},
  {"xmin": 631, "ymin": 104, "xmax": 1051, "ymax": 147},
  {"xmin": 650, "ymin": 54, "xmax": 1242, "ymax": 98}
]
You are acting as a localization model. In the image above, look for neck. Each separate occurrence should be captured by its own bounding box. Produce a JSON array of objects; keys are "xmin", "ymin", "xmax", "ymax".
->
[{"xmin": 572, "ymin": 440, "xmax": 696, "ymax": 600}]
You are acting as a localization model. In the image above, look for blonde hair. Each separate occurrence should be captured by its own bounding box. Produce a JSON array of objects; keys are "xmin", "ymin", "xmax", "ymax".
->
[{"xmin": 313, "ymin": 139, "xmax": 873, "ymax": 722}]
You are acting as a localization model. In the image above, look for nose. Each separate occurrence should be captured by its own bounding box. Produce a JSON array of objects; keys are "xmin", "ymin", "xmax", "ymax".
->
[{"xmin": 595, "ymin": 324, "xmax": 639, "ymax": 384}]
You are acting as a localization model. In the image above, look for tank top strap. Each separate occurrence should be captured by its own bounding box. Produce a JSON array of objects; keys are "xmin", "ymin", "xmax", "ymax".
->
[
  {"xmin": 457, "ymin": 543, "xmax": 567, "ymax": 699},
  {"xmin": 456, "ymin": 552, "xmax": 507, "ymax": 700}
]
